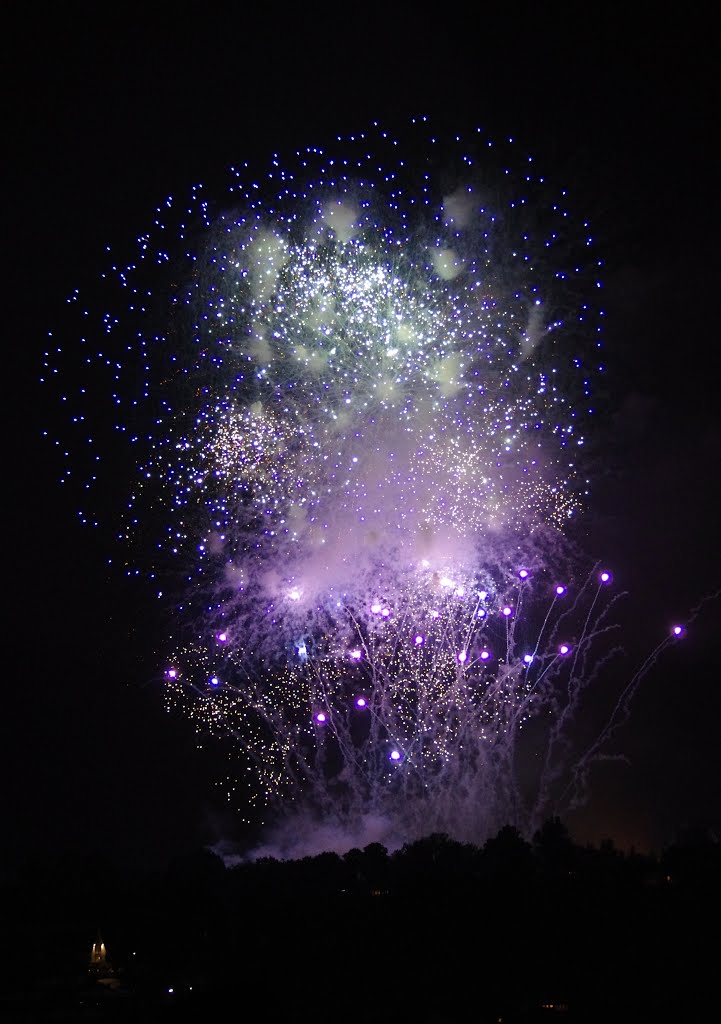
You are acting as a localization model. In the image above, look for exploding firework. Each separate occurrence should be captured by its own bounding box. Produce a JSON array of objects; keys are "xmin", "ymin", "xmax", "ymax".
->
[{"xmin": 44, "ymin": 119, "xmax": 684, "ymax": 853}]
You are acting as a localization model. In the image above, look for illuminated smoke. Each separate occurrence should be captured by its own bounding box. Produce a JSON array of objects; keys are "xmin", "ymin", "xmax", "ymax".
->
[{"xmin": 46, "ymin": 119, "xmax": 655, "ymax": 850}]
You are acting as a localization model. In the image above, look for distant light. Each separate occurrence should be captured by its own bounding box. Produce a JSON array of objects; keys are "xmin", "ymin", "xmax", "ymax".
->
[
  {"xmin": 477, "ymin": 608, "xmax": 487, "ymax": 618},
  {"xmin": 559, "ymin": 644, "xmax": 570, "ymax": 655},
  {"xmin": 355, "ymin": 697, "xmax": 367, "ymax": 708},
  {"xmin": 502, "ymin": 605, "xmax": 513, "ymax": 617},
  {"xmin": 480, "ymin": 649, "xmax": 491, "ymax": 661},
  {"xmin": 389, "ymin": 749, "xmax": 401, "ymax": 761},
  {"xmin": 414, "ymin": 634, "xmax": 424, "ymax": 645},
  {"xmin": 381, "ymin": 607, "xmax": 390, "ymax": 617},
  {"xmin": 523, "ymin": 654, "xmax": 534, "ymax": 664},
  {"xmin": 288, "ymin": 588, "xmax": 301, "ymax": 601},
  {"xmin": 518, "ymin": 569, "xmax": 529, "ymax": 579},
  {"xmin": 371, "ymin": 602, "xmax": 382, "ymax": 614},
  {"xmin": 167, "ymin": 668, "xmax": 177, "ymax": 679},
  {"xmin": 430, "ymin": 609, "xmax": 440, "ymax": 619},
  {"xmin": 600, "ymin": 571, "xmax": 611, "ymax": 584},
  {"xmin": 479, "ymin": 590, "xmax": 488, "ymax": 600},
  {"xmin": 457, "ymin": 650, "xmax": 467, "ymax": 663},
  {"xmin": 210, "ymin": 676, "xmax": 220, "ymax": 686},
  {"xmin": 349, "ymin": 648, "xmax": 362, "ymax": 660},
  {"xmin": 672, "ymin": 625, "xmax": 684, "ymax": 636},
  {"xmin": 555, "ymin": 584, "xmax": 566, "ymax": 596},
  {"xmin": 316, "ymin": 712, "xmax": 327, "ymax": 723},
  {"xmin": 217, "ymin": 631, "xmax": 227, "ymax": 642}
]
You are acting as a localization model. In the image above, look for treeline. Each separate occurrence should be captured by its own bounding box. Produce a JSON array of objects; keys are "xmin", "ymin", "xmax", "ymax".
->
[{"xmin": 2, "ymin": 821, "xmax": 719, "ymax": 1021}]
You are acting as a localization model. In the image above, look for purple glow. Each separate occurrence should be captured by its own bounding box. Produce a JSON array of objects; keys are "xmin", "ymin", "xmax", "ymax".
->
[
  {"xmin": 53, "ymin": 123, "xmax": 662, "ymax": 853},
  {"xmin": 672, "ymin": 625, "xmax": 684, "ymax": 636},
  {"xmin": 599, "ymin": 571, "xmax": 611, "ymax": 584}
]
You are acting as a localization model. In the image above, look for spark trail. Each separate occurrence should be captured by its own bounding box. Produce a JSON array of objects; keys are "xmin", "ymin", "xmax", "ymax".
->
[{"xmin": 43, "ymin": 119, "xmax": 686, "ymax": 853}]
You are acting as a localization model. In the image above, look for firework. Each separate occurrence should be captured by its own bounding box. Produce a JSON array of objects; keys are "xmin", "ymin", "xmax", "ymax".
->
[{"xmin": 47, "ymin": 119, "xmax": 673, "ymax": 851}]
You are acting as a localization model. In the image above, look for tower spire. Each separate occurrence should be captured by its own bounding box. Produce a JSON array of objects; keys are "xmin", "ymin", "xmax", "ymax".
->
[{"xmin": 90, "ymin": 930, "xmax": 107, "ymax": 966}]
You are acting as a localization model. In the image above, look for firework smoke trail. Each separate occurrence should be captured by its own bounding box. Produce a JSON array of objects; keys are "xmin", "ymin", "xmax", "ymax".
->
[{"xmin": 43, "ymin": 119, "xmax": 684, "ymax": 854}]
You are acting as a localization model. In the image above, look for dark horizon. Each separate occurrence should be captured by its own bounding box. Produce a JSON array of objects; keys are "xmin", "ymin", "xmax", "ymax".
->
[{"xmin": 5, "ymin": 823, "xmax": 719, "ymax": 1022}]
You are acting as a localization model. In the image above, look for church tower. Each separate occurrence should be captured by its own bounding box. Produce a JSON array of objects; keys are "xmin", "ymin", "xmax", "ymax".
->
[
  {"xmin": 89, "ymin": 932, "xmax": 107, "ymax": 969},
  {"xmin": 88, "ymin": 930, "xmax": 117, "ymax": 986}
]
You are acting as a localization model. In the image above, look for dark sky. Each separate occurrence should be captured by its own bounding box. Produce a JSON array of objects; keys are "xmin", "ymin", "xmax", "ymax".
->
[{"xmin": 5, "ymin": 7, "xmax": 719, "ymax": 871}]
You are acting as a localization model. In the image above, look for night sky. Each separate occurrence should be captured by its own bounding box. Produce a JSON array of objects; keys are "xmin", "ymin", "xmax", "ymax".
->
[{"xmin": 5, "ymin": 8, "xmax": 719, "ymax": 874}]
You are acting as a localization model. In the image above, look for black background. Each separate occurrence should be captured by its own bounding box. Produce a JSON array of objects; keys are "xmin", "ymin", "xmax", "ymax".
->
[{"xmin": 4, "ymin": 6, "xmax": 719, "ymax": 872}]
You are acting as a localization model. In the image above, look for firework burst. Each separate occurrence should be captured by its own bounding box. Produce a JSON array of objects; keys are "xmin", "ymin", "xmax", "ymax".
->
[{"xmin": 47, "ymin": 119, "xmax": 666, "ymax": 851}]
